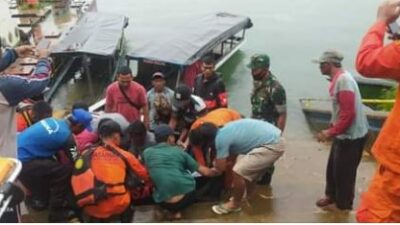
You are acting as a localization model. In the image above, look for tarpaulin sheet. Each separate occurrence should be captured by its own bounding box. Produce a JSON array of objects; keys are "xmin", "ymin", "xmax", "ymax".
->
[
  {"xmin": 52, "ymin": 12, "xmax": 128, "ymax": 56},
  {"xmin": 127, "ymin": 12, "xmax": 252, "ymax": 66}
]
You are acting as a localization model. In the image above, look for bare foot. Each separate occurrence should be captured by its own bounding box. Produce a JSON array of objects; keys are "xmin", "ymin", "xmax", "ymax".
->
[
  {"xmin": 167, "ymin": 211, "xmax": 182, "ymax": 221},
  {"xmin": 222, "ymin": 199, "xmax": 241, "ymax": 210},
  {"xmin": 321, "ymin": 203, "xmax": 339, "ymax": 212}
]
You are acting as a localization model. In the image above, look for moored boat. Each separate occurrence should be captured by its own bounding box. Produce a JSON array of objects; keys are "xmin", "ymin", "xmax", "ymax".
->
[
  {"xmin": 1, "ymin": 0, "xmax": 109, "ymax": 109},
  {"xmin": 299, "ymin": 98, "xmax": 387, "ymax": 133},
  {"xmin": 299, "ymin": 98, "xmax": 388, "ymax": 152},
  {"xmin": 353, "ymin": 73, "xmax": 396, "ymax": 110},
  {"xmin": 45, "ymin": 11, "xmax": 128, "ymax": 109},
  {"xmin": 127, "ymin": 12, "xmax": 253, "ymax": 90},
  {"xmin": 89, "ymin": 12, "xmax": 253, "ymax": 112}
]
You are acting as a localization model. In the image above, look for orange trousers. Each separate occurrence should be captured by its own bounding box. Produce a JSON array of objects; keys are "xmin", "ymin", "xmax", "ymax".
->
[{"xmin": 356, "ymin": 165, "xmax": 400, "ymax": 222}]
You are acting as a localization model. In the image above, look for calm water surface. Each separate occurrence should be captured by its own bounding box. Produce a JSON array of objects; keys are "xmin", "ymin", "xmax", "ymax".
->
[
  {"xmin": 93, "ymin": 0, "xmax": 380, "ymax": 140},
  {"xmin": 40, "ymin": 0, "xmax": 381, "ymax": 222}
]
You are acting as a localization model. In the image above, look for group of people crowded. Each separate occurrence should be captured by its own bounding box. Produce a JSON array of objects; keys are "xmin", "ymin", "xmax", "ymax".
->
[
  {"xmin": 0, "ymin": 46, "xmax": 287, "ymax": 222},
  {"xmin": 1, "ymin": 0, "xmax": 400, "ymax": 222}
]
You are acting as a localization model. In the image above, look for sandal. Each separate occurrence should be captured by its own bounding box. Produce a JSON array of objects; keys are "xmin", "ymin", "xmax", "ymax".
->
[{"xmin": 211, "ymin": 203, "xmax": 242, "ymax": 215}]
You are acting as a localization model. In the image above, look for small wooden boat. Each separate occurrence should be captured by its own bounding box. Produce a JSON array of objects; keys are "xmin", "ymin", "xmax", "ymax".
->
[
  {"xmin": 299, "ymin": 98, "xmax": 388, "ymax": 133},
  {"xmin": 353, "ymin": 74, "xmax": 396, "ymax": 110},
  {"xmin": 300, "ymin": 98, "xmax": 388, "ymax": 152}
]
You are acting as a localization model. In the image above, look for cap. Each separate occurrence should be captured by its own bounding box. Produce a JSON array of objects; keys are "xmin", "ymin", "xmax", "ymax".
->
[
  {"xmin": 312, "ymin": 50, "xmax": 344, "ymax": 64},
  {"xmin": 153, "ymin": 124, "xmax": 174, "ymax": 140},
  {"xmin": 247, "ymin": 54, "xmax": 270, "ymax": 69},
  {"xmin": 71, "ymin": 109, "xmax": 93, "ymax": 131},
  {"xmin": 152, "ymin": 72, "xmax": 165, "ymax": 80},
  {"xmin": 118, "ymin": 66, "xmax": 132, "ymax": 75},
  {"xmin": 174, "ymin": 84, "xmax": 191, "ymax": 101},
  {"xmin": 173, "ymin": 84, "xmax": 192, "ymax": 108},
  {"xmin": 98, "ymin": 119, "xmax": 122, "ymax": 137}
]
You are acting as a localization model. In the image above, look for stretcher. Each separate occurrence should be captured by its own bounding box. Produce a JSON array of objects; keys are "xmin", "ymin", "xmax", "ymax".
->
[{"xmin": 0, "ymin": 157, "xmax": 23, "ymax": 221}]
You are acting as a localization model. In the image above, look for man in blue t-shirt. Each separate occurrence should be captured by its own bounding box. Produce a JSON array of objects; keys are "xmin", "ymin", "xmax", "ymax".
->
[
  {"xmin": 191, "ymin": 119, "xmax": 285, "ymax": 215},
  {"xmin": 17, "ymin": 109, "xmax": 92, "ymax": 222}
]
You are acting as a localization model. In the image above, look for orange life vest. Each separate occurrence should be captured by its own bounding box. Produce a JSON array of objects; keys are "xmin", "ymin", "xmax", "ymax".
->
[{"xmin": 71, "ymin": 145, "xmax": 144, "ymax": 208}]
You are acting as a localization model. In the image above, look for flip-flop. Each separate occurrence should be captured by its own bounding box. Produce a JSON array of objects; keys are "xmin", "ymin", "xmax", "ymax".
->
[{"xmin": 211, "ymin": 203, "xmax": 242, "ymax": 215}]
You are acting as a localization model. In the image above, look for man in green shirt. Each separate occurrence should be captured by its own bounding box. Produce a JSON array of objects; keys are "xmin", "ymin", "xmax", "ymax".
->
[{"xmin": 143, "ymin": 124, "xmax": 219, "ymax": 220}]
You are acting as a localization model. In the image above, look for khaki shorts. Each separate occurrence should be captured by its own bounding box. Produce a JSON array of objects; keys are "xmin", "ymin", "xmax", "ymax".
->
[{"xmin": 233, "ymin": 139, "xmax": 285, "ymax": 182}]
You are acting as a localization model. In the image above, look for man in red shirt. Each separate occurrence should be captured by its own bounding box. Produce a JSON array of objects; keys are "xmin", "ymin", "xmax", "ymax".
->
[
  {"xmin": 355, "ymin": 0, "xmax": 400, "ymax": 222},
  {"xmin": 105, "ymin": 66, "xmax": 149, "ymax": 128}
]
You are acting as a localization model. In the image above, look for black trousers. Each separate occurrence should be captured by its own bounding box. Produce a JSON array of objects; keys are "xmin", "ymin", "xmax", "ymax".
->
[
  {"xmin": 195, "ymin": 175, "xmax": 224, "ymax": 201},
  {"xmin": 19, "ymin": 158, "xmax": 73, "ymax": 210},
  {"xmin": 159, "ymin": 191, "xmax": 197, "ymax": 213},
  {"xmin": 325, "ymin": 135, "xmax": 366, "ymax": 210}
]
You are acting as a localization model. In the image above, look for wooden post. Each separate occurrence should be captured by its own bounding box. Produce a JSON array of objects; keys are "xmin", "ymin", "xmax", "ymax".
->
[{"xmin": 83, "ymin": 54, "xmax": 95, "ymax": 99}]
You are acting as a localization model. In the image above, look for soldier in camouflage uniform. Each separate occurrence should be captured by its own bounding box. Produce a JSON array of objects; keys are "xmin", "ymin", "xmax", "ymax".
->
[{"xmin": 248, "ymin": 54, "xmax": 287, "ymax": 185}]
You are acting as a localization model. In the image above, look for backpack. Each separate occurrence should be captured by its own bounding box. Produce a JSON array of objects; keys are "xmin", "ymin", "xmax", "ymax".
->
[
  {"xmin": 153, "ymin": 93, "xmax": 171, "ymax": 116},
  {"xmin": 71, "ymin": 145, "xmax": 145, "ymax": 208}
]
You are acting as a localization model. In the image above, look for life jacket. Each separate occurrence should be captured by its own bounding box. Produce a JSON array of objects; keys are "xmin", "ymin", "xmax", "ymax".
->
[
  {"xmin": 71, "ymin": 145, "xmax": 145, "ymax": 208},
  {"xmin": 16, "ymin": 102, "xmax": 34, "ymax": 132},
  {"xmin": 130, "ymin": 183, "xmax": 153, "ymax": 202}
]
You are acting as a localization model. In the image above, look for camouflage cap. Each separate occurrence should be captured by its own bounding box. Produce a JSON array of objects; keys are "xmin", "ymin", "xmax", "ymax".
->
[
  {"xmin": 312, "ymin": 50, "xmax": 344, "ymax": 64},
  {"xmin": 247, "ymin": 54, "xmax": 270, "ymax": 69}
]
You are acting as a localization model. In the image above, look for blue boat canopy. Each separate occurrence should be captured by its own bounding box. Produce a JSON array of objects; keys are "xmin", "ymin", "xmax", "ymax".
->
[
  {"xmin": 52, "ymin": 12, "xmax": 128, "ymax": 57},
  {"xmin": 126, "ymin": 12, "xmax": 252, "ymax": 66}
]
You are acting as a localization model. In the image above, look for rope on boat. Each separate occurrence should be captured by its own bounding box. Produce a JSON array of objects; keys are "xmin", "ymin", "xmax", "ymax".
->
[
  {"xmin": 362, "ymin": 99, "xmax": 395, "ymax": 104},
  {"xmin": 300, "ymin": 98, "xmax": 395, "ymax": 104}
]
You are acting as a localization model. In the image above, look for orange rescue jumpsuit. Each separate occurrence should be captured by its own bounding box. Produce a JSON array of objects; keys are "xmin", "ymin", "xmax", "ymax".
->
[
  {"xmin": 84, "ymin": 143, "xmax": 150, "ymax": 219},
  {"xmin": 190, "ymin": 108, "xmax": 241, "ymax": 188},
  {"xmin": 355, "ymin": 20, "xmax": 400, "ymax": 222}
]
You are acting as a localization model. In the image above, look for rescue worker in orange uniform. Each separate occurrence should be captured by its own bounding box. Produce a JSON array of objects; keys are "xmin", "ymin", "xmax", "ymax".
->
[
  {"xmin": 75, "ymin": 119, "xmax": 150, "ymax": 222},
  {"xmin": 355, "ymin": 0, "xmax": 400, "ymax": 222}
]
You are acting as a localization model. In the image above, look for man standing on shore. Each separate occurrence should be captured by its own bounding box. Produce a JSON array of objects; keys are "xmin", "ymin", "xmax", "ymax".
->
[
  {"xmin": 355, "ymin": 0, "xmax": 400, "ymax": 222},
  {"xmin": 313, "ymin": 50, "xmax": 368, "ymax": 212}
]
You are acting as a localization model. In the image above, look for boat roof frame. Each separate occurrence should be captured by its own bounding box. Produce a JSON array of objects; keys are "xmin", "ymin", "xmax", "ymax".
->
[
  {"xmin": 51, "ymin": 12, "xmax": 128, "ymax": 58},
  {"xmin": 126, "ymin": 12, "xmax": 252, "ymax": 67}
]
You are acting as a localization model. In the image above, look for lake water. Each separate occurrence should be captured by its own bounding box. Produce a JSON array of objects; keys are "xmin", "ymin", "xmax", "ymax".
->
[
  {"xmin": 25, "ymin": 0, "xmax": 381, "ymax": 222},
  {"xmin": 93, "ymin": 0, "xmax": 380, "ymax": 139}
]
